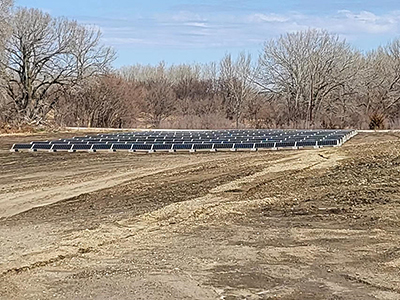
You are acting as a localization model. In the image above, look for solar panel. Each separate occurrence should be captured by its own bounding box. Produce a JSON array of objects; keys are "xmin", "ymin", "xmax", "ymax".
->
[
  {"xmin": 32, "ymin": 144, "xmax": 52, "ymax": 150},
  {"xmin": 10, "ymin": 129, "xmax": 357, "ymax": 153},
  {"xmin": 194, "ymin": 143, "xmax": 213, "ymax": 150},
  {"xmin": 276, "ymin": 141, "xmax": 296, "ymax": 148},
  {"xmin": 214, "ymin": 143, "xmax": 234, "ymax": 149},
  {"xmin": 30, "ymin": 141, "xmax": 50, "ymax": 144},
  {"xmin": 318, "ymin": 140, "xmax": 338, "ymax": 146},
  {"xmin": 71, "ymin": 144, "xmax": 92, "ymax": 151},
  {"xmin": 235, "ymin": 143, "xmax": 254, "ymax": 149},
  {"xmin": 153, "ymin": 144, "xmax": 173, "ymax": 150},
  {"xmin": 52, "ymin": 144, "xmax": 73, "ymax": 151},
  {"xmin": 255, "ymin": 142, "xmax": 276, "ymax": 148},
  {"xmin": 297, "ymin": 141, "xmax": 318, "ymax": 147},
  {"xmin": 112, "ymin": 143, "xmax": 132, "ymax": 150},
  {"xmin": 131, "ymin": 144, "xmax": 152, "ymax": 151},
  {"xmin": 92, "ymin": 144, "xmax": 112, "ymax": 150},
  {"xmin": 11, "ymin": 144, "xmax": 33, "ymax": 151},
  {"xmin": 173, "ymin": 144, "xmax": 193, "ymax": 150}
]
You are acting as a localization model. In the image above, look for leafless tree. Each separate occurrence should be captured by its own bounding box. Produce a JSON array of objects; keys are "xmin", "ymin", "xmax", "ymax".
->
[
  {"xmin": 357, "ymin": 40, "xmax": 400, "ymax": 128},
  {"xmin": 57, "ymin": 76, "xmax": 129, "ymax": 128},
  {"xmin": 119, "ymin": 61, "xmax": 168, "ymax": 83},
  {"xmin": 1, "ymin": 7, "xmax": 115, "ymax": 123},
  {"xmin": 220, "ymin": 52, "xmax": 258, "ymax": 128},
  {"xmin": 141, "ymin": 79, "xmax": 176, "ymax": 127},
  {"xmin": 0, "ymin": 0, "xmax": 13, "ymax": 118},
  {"xmin": 258, "ymin": 29, "xmax": 360, "ymax": 127},
  {"xmin": 0, "ymin": 0, "xmax": 12, "ymax": 51}
]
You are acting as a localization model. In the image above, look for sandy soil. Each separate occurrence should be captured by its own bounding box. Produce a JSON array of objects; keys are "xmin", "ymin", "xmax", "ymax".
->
[{"xmin": 0, "ymin": 131, "xmax": 400, "ymax": 299}]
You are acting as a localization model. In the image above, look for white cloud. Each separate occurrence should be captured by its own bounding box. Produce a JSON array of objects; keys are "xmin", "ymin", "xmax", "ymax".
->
[
  {"xmin": 338, "ymin": 10, "xmax": 378, "ymax": 22},
  {"xmin": 91, "ymin": 9, "xmax": 400, "ymax": 51},
  {"xmin": 249, "ymin": 13, "xmax": 289, "ymax": 23},
  {"xmin": 334, "ymin": 10, "xmax": 396, "ymax": 33},
  {"xmin": 246, "ymin": 10, "xmax": 400, "ymax": 36},
  {"xmin": 184, "ymin": 22, "xmax": 209, "ymax": 28}
]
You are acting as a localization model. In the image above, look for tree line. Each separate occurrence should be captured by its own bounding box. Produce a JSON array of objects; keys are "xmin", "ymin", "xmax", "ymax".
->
[{"xmin": 1, "ymin": 2, "xmax": 400, "ymax": 129}]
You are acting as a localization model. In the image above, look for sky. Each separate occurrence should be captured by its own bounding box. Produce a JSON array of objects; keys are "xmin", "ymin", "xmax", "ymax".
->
[{"xmin": 15, "ymin": 0, "xmax": 400, "ymax": 68}]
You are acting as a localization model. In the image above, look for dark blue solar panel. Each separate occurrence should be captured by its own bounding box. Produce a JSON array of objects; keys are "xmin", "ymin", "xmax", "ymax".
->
[
  {"xmin": 72, "ymin": 144, "xmax": 92, "ymax": 150},
  {"xmin": 255, "ymin": 142, "xmax": 276, "ymax": 148},
  {"xmin": 92, "ymin": 144, "xmax": 112, "ymax": 150},
  {"xmin": 318, "ymin": 140, "xmax": 338, "ymax": 146},
  {"xmin": 194, "ymin": 143, "xmax": 213, "ymax": 150},
  {"xmin": 69, "ymin": 141, "xmax": 90, "ymax": 145},
  {"xmin": 214, "ymin": 143, "xmax": 234, "ymax": 149},
  {"xmin": 235, "ymin": 143, "xmax": 255, "ymax": 149},
  {"xmin": 52, "ymin": 144, "xmax": 73, "ymax": 150},
  {"xmin": 132, "ymin": 144, "xmax": 152, "ymax": 150},
  {"xmin": 13, "ymin": 144, "xmax": 33, "ymax": 149},
  {"xmin": 297, "ymin": 141, "xmax": 317, "ymax": 147},
  {"xmin": 30, "ymin": 141, "xmax": 50, "ymax": 145},
  {"xmin": 153, "ymin": 144, "xmax": 173, "ymax": 150},
  {"xmin": 112, "ymin": 143, "xmax": 132, "ymax": 150},
  {"xmin": 99, "ymin": 139, "xmax": 119, "ymax": 143},
  {"xmin": 173, "ymin": 144, "xmax": 193, "ymax": 150},
  {"xmin": 32, "ymin": 144, "xmax": 52, "ymax": 150},
  {"xmin": 276, "ymin": 141, "xmax": 296, "ymax": 148}
]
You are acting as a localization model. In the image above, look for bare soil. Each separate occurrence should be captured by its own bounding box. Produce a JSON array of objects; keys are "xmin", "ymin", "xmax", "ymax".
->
[{"xmin": 0, "ymin": 132, "xmax": 400, "ymax": 299}]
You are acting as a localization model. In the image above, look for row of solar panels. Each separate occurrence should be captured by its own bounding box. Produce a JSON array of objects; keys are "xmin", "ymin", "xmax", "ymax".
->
[
  {"xmin": 94, "ymin": 132, "xmax": 348, "ymax": 139},
  {"xmin": 65, "ymin": 136, "xmax": 345, "ymax": 142},
  {"xmin": 95, "ymin": 133, "xmax": 340, "ymax": 139},
  {"xmin": 11, "ymin": 140, "xmax": 341, "ymax": 152},
  {"xmin": 29, "ymin": 137, "xmax": 343, "ymax": 145},
  {"xmin": 98, "ymin": 129, "xmax": 347, "ymax": 136},
  {"xmin": 62, "ymin": 132, "xmax": 349, "ymax": 143}
]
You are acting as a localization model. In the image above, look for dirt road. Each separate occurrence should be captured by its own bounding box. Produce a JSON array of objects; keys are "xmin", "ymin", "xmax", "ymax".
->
[{"xmin": 0, "ymin": 132, "xmax": 400, "ymax": 299}]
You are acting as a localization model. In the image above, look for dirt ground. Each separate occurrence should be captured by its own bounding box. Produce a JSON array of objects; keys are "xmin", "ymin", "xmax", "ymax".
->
[{"xmin": 0, "ymin": 131, "xmax": 400, "ymax": 300}]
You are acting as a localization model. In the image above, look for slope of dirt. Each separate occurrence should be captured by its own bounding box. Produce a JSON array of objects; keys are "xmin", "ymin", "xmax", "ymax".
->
[{"xmin": 0, "ymin": 132, "xmax": 400, "ymax": 300}]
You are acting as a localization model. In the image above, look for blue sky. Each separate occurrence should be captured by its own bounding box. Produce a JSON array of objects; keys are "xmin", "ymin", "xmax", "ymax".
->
[{"xmin": 15, "ymin": 0, "xmax": 400, "ymax": 67}]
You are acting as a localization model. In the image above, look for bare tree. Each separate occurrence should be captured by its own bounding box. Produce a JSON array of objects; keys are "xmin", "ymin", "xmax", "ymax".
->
[
  {"xmin": 56, "ymin": 75, "xmax": 134, "ymax": 128},
  {"xmin": 0, "ymin": 0, "xmax": 13, "ymax": 76},
  {"xmin": 258, "ymin": 29, "xmax": 360, "ymax": 127},
  {"xmin": 358, "ymin": 40, "xmax": 400, "ymax": 128},
  {"xmin": 119, "ymin": 61, "xmax": 168, "ymax": 83},
  {"xmin": 0, "ymin": 0, "xmax": 13, "ymax": 51},
  {"xmin": 1, "ymin": 7, "xmax": 115, "ymax": 123},
  {"xmin": 141, "ymin": 79, "xmax": 176, "ymax": 127},
  {"xmin": 220, "ymin": 52, "xmax": 258, "ymax": 128},
  {"xmin": 0, "ymin": 0, "xmax": 13, "ymax": 119}
]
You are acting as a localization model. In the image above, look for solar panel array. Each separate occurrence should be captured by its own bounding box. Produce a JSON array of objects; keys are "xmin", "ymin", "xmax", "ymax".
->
[{"xmin": 10, "ymin": 129, "xmax": 357, "ymax": 153}]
